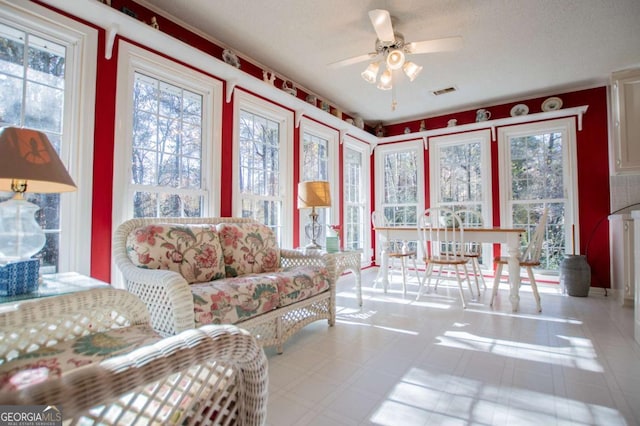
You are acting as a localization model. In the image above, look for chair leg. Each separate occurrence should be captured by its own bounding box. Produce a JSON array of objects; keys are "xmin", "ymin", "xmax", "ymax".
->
[
  {"xmin": 400, "ymin": 257, "xmax": 407, "ymax": 297},
  {"xmin": 412, "ymin": 257, "xmax": 419, "ymax": 284},
  {"xmin": 526, "ymin": 266, "xmax": 542, "ymax": 313},
  {"xmin": 416, "ymin": 262, "xmax": 433, "ymax": 300},
  {"xmin": 477, "ymin": 259, "xmax": 487, "ymax": 290},
  {"xmin": 462, "ymin": 263, "xmax": 475, "ymax": 300},
  {"xmin": 470, "ymin": 258, "xmax": 481, "ymax": 295},
  {"xmin": 490, "ymin": 263, "xmax": 504, "ymax": 307},
  {"xmin": 454, "ymin": 264, "xmax": 467, "ymax": 309}
]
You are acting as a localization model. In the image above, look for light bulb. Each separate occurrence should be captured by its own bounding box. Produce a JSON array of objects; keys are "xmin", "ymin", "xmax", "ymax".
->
[{"xmin": 386, "ymin": 49, "xmax": 405, "ymax": 70}]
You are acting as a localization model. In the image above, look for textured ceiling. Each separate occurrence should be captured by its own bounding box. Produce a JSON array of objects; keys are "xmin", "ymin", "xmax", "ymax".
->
[{"xmin": 138, "ymin": 0, "xmax": 640, "ymax": 124}]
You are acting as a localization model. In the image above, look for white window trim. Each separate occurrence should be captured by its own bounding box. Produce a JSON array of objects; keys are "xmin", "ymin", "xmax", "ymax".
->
[
  {"xmin": 428, "ymin": 129, "xmax": 493, "ymax": 226},
  {"xmin": 497, "ymin": 117, "xmax": 579, "ymax": 253},
  {"xmin": 374, "ymin": 140, "xmax": 425, "ymax": 264},
  {"xmin": 233, "ymin": 89, "xmax": 294, "ymax": 246},
  {"xmin": 374, "ymin": 140, "xmax": 425, "ymax": 216},
  {"xmin": 299, "ymin": 118, "xmax": 339, "ymax": 238},
  {"xmin": 344, "ymin": 136, "xmax": 372, "ymax": 261},
  {"xmin": 0, "ymin": 0, "xmax": 97, "ymax": 275},
  {"xmin": 429, "ymin": 129, "xmax": 493, "ymax": 267},
  {"xmin": 113, "ymin": 41, "xmax": 223, "ymax": 225}
]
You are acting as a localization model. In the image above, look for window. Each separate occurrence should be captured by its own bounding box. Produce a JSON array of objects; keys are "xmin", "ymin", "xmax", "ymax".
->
[
  {"xmin": 429, "ymin": 130, "xmax": 492, "ymax": 265},
  {"xmin": 233, "ymin": 90, "xmax": 293, "ymax": 246},
  {"xmin": 299, "ymin": 119, "xmax": 338, "ymax": 247},
  {"xmin": 130, "ymin": 73, "xmax": 206, "ymax": 217},
  {"xmin": 0, "ymin": 3, "xmax": 97, "ymax": 274},
  {"xmin": 113, "ymin": 42, "xmax": 222, "ymax": 225},
  {"xmin": 375, "ymin": 141, "xmax": 424, "ymax": 226},
  {"xmin": 498, "ymin": 118, "xmax": 578, "ymax": 272},
  {"xmin": 343, "ymin": 138, "xmax": 370, "ymax": 256},
  {"xmin": 375, "ymin": 141, "xmax": 424, "ymax": 256}
]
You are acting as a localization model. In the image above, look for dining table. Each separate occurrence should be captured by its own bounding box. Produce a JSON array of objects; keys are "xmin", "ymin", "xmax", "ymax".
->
[{"xmin": 374, "ymin": 226, "xmax": 526, "ymax": 311}]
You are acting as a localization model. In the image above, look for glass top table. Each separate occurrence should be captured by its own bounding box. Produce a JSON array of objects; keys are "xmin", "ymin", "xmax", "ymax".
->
[{"xmin": 0, "ymin": 272, "xmax": 109, "ymax": 305}]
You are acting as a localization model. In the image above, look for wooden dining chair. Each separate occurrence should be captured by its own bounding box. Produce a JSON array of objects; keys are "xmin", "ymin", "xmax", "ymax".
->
[
  {"xmin": 491, "ymin": 208, "xmax": 549, "ymax": 312},
  {"xmin": 456, "ymin": 209, "xmax": 486, "ymax": 294},
  {"xmin": 372, "ymin": 211, "xmax": 418, "ymax": 296},
  {"xmin": 417, "ymin": 207, "xmax": 473, "ymax": 308}
]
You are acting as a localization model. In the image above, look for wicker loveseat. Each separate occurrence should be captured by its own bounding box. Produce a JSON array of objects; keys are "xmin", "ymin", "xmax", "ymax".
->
[
  {"xmin": 0, "ymin": 288, "xmax": 268, "ymax": 425},
  {"xmin": 113, "ymin": 217, "xmax": 336, "ymax": 352}
]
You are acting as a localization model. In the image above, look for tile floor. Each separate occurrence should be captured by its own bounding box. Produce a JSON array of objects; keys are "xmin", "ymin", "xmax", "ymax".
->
[{"xmin": 264, "ymin": 268, "xmax": 640, "ymax": 425}]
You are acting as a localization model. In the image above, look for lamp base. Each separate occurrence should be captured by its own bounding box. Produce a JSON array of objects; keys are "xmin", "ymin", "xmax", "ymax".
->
[
  {"xmin": 0, "ymin": 196, "xmax": 46, "ymax": 261},
  {"xmin": 304, "ymin": 241, "xmax": 322, "ymax": 250}
]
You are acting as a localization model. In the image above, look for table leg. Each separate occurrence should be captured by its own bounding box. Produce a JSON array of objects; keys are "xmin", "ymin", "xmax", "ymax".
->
[
  {"xmin": 507, "ymin": 239, "xmax": 521, "ymax": 312},
  {"xmin": 354, "ymin": 266, "xmax": 362, "ymax": 306},
  {"xmin": 377, "ymin": 245, "xmax": 390, "ymax": 292}
]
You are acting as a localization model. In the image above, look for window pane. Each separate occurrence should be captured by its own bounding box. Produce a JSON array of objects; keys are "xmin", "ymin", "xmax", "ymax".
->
[
  {"xmin": 238, "ymin": 108, "xmax": 284, "ymax": 242},
  {"xmin": 0, "ymin": 24, "xmax": 66, "ymax": 272},
  {"xmin": 508, "ymin": 130, "xmax": 568, "ymax": 272},
  {"xmin": 131, "ymin": 72, "xmax": 205, "ymax": 219}
]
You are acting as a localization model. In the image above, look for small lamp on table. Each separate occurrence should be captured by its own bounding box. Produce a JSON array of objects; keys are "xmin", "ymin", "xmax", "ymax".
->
[
  {"xmin": 0, "ymin": 127, "xmax": 76, "ymax": 293},
  {"xmin": 297, "ymin": 181, "xmax": 331, "ymax": 250}
]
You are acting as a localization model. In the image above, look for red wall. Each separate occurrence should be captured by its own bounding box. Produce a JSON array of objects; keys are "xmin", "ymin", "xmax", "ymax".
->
[{"xmin": 36, "ymin": 1, "xmax": 611, "ymax": 288}]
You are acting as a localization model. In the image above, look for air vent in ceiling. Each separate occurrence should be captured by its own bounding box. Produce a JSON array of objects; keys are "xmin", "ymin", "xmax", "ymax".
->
[{"xmin": 432, "ymin": 86, "xmax": 457, "ymax": 96}]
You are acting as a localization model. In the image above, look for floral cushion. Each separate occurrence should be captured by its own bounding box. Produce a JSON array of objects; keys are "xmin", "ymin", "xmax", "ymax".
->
[
  {"xmin": 191, "ymin": 276, "xmax": 280, "ymax": 325},
  {"xmin": 126, "ymin": 224, "xmax": 226, "ymax": 284},
  {"xmin": 191, "ymin": 266, "xmax": 331, "ymax": 325},
  {"xmin": 0, "ymin": 324, "xmax": 161, "ymax": 392},
  {"xmin": 217, "ymin": 223, "xmax": 280, "ymax": 277},
  {"xmin": 275, "ymin": 266, "xmax": 331, "ymax": 307}
]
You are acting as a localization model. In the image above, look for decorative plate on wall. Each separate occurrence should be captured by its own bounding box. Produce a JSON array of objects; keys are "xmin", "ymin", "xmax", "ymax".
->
[
  {"xmin": 541, "ymin": 97, "xmax": 563, "ymax": 112},
  {"xmin": 510, "ymin": 104, "xmax": 529, "ymax": 117}
]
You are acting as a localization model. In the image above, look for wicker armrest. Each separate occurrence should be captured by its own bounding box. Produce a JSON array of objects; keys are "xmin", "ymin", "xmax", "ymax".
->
[
  {"xmin": 0, "ymin": 325, "xmax": 268, "ymax": 425},
  {"xmin": 0, "ymin": 288, "xmax": 150, "ymax": 361},
  {"xmin": 114, "ymin": 263, "xmax": 196, "ymax": 337}
]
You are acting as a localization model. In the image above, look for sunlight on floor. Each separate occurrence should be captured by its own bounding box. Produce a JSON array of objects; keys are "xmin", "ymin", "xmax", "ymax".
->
[{"xmin": 368, "ymin": 366, "xmax": 625, "ymax": 425}]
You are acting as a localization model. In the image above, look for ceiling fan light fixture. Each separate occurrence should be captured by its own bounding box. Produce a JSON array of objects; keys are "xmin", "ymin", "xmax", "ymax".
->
[
  {"xmin": 402, "ymin": 61, "xmax": 423, "ymax": 81},
  {"xmin": 361, "ymin": 61, "xmax": 380, "ymax": 84},
  {"xmin": 386, "ymin": 49, "xmax": 405, "ymax": 70},
  {"xmin": 377, "ymin": 69, "xmax": 393, "ymax": 90}
]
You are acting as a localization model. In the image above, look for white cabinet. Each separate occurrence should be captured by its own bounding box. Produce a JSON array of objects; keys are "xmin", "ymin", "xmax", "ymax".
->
[
  {"xmin": 632, "ymin": 211, "xmax": 640, "ymax": 345},
  {"xmin": 609, "ymin": 214, "xmax": 635, "ymax": 306},
  {"xmin": 611, "ymin": 68, "xmax": 640, "ymax": 174}
]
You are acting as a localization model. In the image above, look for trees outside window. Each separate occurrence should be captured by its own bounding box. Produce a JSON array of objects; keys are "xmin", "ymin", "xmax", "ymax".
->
[
  {"xmin": 233, "ymin": 91, "xmax": 293, "ymax": 246},
  {"xmin": 113, "ymin": 41, "xmax": 222, "ymax": 231},
  {"xmin": 343, "ymin": 139, "xmax": 370, "ymax": 256},
  {"xmin": 499, "ymin": 119, "xmax": 578, "ymax": 272},
  {"xmin": 0, "ymin": 6, "xmax": 96, "ymax": 275}
]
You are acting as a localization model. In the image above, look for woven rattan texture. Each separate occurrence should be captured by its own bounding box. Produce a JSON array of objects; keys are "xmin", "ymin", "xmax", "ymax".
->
[
  {"xmin": 113, "ymin": 217, "xmax": 337, "ymax": 352},
  {"xmin": 0, "ymin": 289, "xmax": 268, "ymax": 426}
]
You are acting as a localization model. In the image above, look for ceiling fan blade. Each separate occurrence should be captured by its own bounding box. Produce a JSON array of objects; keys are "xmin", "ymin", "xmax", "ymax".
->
[
  {"xmin": 368, "ymin": 9, "xmax": 395, "ymax": 43},
  {"xmin": 328, "ymin": 52, "xmax": 378, "ymax": 69},
  {"xmin": 406, "ymin": 36, "xmax": 463, "ymax": 54}
]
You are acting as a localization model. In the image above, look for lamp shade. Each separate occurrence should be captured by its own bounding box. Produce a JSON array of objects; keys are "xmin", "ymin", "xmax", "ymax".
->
[
  {"xmin": 297, "ymin": 181, "xmax": 331, "ymax": 209},
  {"xmin": 361, "ymin": 62, "xmax": 380, "ymax": 84},
  {"xmin": 0, "ymin": 127, "xmax": 76, "ymax": 194},
  {"xmin": 403, "ymin": 61, "xmax": 423, "ymax": 81},
  {"xmin": 377, "ymin": 69, "xmax": 393, "ymax": 91}
]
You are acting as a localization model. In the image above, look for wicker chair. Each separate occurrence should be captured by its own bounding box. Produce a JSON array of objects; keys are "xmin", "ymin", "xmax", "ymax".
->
[{"xmin": 0, "ymin": 288, "xmax": 268, "ymax": 425}]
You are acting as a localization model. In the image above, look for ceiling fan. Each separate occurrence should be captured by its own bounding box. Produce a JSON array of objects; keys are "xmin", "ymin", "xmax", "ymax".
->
[{"xmin": 330, "ymin": 9, "xmax": 462, "ymax": 110}]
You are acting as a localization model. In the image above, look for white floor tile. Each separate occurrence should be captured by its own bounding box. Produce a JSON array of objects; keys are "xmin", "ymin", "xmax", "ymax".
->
[{"xmin": 265, "ymin": 269, "xmax": 640, "ymax": 425}]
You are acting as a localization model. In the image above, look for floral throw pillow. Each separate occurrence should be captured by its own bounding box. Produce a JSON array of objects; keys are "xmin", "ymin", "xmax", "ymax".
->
[
  {"xmin": 126, "ymin": 224, "xmax": 226, "ymax": 284},
  {"xmin": 217, "ymin": 223, "xmax": 280, "ymax": 277}
]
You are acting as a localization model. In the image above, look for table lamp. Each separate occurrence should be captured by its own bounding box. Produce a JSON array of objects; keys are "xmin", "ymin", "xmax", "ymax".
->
[
  {"xmin": 297, "ymin": 181, "xmax": 331, "ymax": 249},
  {"xmin": 0, "ymin": 126, "xmax": 76, "ymax": 262}
]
